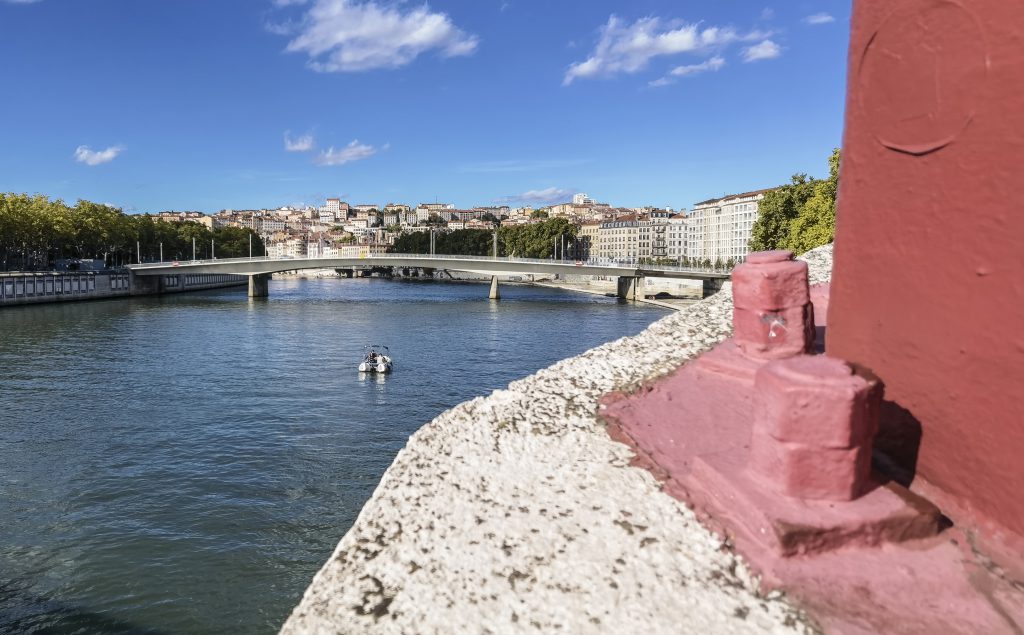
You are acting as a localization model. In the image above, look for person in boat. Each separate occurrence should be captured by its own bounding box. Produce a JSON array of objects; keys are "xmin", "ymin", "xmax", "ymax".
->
[{"xmin": 368, "ymin": 351, "xmax": 377, "ymax": 363}]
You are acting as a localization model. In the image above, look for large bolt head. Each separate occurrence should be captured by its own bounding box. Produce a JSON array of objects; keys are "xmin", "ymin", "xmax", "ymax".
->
[
  {"xmin": 754, "ymin": 355, "xmax": 881, "ymax": 449},
  {"xmin": 749, "ymin": 431, "xmax": 873, "ymax": 501},
  {"xmin": 733, "ymin": 258, "xmax": 810, "ymax": 311}
]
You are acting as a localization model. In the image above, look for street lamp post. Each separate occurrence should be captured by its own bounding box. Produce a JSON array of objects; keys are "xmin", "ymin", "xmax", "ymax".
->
[{"xmin": 192, "ymin": 237, "xmax": 196, "ymax": 261}]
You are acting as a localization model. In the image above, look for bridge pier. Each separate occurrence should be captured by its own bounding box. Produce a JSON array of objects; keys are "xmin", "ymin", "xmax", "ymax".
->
[
  {"xmin": 703, "ymin": 277, "xmax": 726, "ymax": 298},
  {"xmin": 248, "ymin": 274, "xmax": 269, "ymax": 298},
  {"xmin": 616, "ymin": 276, "xmax": 639, "ymax": 301},
  {"xmin": 489, "ymin": 276, "xmax": 500, "ymax": 300}
]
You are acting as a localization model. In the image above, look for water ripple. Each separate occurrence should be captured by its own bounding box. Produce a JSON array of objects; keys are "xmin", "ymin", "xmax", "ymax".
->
[{"xmin": 0, "ymin": 278, "xmax": 666, "ymax": 634}]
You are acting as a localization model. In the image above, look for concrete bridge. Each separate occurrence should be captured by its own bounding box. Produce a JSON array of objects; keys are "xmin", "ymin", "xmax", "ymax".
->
[{"xmin": 127, "ymin": 254, "xmax": 730, "ymax": 300}]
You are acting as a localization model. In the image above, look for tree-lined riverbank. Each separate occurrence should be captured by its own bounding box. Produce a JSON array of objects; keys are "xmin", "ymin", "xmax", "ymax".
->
[{"xmin": 0, "ymin": 193, "xmax": 263, "ymax": 270}]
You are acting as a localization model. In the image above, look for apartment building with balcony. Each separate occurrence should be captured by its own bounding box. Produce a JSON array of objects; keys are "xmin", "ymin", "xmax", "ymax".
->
[
  {"xmin": 666, "ymin": 213, "xmax": 689, "ymax": 262},
  {"xmin": 598, "ymin": 214, "xmax": 640, "ymax": 260},
  {"xmin": 685, "ymin": 189, "xmax": 768, "ymax": 264}
]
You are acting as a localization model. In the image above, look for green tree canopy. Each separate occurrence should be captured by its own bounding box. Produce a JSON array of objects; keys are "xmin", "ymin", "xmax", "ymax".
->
[
  {"xmin": 748, "ymin": 174, "xmax": 816, "ymax": 252},
  {"xmin": 786, "ymin": 148, "xmax": 840, "ymax": 254},
  {"xmin": 0, "ymin": 192, "xmax": 264, "ymax": 269},
  {"xmin": 748, "ymin": 148, "xmax": 840, "ymax": 254},
  {"xmin": 388, "ymin": 218, "xmax": 577, "ymax": 259}
]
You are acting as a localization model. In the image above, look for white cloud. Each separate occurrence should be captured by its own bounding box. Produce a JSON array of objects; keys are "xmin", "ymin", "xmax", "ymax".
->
[
  {"xmin": 73, "ymin": 145, "xmax": 124, "ymax": 166},
  {"xmin": 2, "ymin": 0, "xmax": 44, "ymax": 4},
  {"xmin": 564, "ymin": 15, "xmax": 768, "ymax": 85},
  {"xmin": 803, "ymin": 13, "xmax": 835, "ymax": 25},
  {"xmin": 278, "ymin": 0, "xmax": 478, "ymax": 72},
  {"xmin": 284, "ymin": 131, "xmax": 315, "ymax": 152},
  {"xmin": 671, "ymin": 55, "xmax": 726, "ymax": 77},
  {"xmin": 314, "ymin": 140, "xmax": 384, "ymax": 166},
  {"xmin": 742, "ymin": 39, "xmax": 781, "ymax": 62},
  {"xmin": 265, "ymin": 20, "xmax": 298, "ymax": 36},
  {"xmin": 497, "ymin": 187, "xmax": 575, "ymax": 205},
  {"xmin": 649, "ymin": 56, "xmax": 725, "ymax": 87}
]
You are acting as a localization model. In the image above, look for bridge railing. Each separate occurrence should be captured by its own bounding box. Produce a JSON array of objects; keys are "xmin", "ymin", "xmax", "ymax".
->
[{"xmin": 127, "ymin": 253, "xmax": 728, "ymax": 276}]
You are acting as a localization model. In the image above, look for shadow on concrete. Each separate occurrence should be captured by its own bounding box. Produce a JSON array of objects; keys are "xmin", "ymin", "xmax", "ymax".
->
[{"xmin": 872, "ymin": 400, "xmax": 924, "ymax": 489}]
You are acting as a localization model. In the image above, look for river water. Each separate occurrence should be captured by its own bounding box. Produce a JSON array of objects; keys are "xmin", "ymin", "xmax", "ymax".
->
[{"xmin": 0, "ymin": 278, "xmax": 667, "ymax": 634}]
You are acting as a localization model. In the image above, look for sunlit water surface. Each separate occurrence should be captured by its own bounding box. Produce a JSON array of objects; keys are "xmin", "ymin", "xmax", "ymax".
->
[{"xmin": 0, "ymin": 278, "xmax": 667, "ymax": 634}]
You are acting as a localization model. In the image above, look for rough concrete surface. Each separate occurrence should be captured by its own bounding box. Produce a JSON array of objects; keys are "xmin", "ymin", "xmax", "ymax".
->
[{"xmin": 279, "ymin": 247, "xmax": 836, "ymax": 635}]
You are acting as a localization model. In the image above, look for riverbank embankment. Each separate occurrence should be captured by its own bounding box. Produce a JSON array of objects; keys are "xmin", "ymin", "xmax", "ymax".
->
[
  {"xmin": 0, "ymin": 270, "xmax": 245, "ymax": 307},
  {"xmin": 442, "ymin": 270, "xmax": 703, "ymax": 310},
  {"xmin": 280, "ymin": 247, "xmax": 836, "ymax": 634},
  {"xmin": 530, "ymin": 280, "xmax": 699, "ymax": 311}
]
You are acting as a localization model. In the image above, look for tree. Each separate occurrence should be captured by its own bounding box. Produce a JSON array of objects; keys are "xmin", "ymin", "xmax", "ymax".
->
[
  {"xmin": 390, "ymin": 232, "xmax": 430, "ymax": 254},
  {"xmin": 498, "ymin": 217, "xmax": 576, "ymax": 259},
  {"xmin": 530, "ymin": 210, "xmax": 549, "ymax": 219},
  {"xmin": 786, "ymin": 148, "xmax": 840, "ymax": 254},
  {"xmin": 0, "ymin": 193, "xmax": 267, "ymax": 268},
  {"xmin": 212, "ymin": 226, "xmax": 263, "ymax": 258},
  {"xmin": 748, "ymin": 148, "xmax": 841, "ymax": 254},
  {"xmin": 749, "ymin": 174, "xmax": 816, "ymax": 252}
]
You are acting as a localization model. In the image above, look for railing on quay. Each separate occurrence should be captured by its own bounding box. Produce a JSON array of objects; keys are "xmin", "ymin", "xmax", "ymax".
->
[{"xmin": 0, "ymin": 268, "xmax": 130, "ymax": 278}]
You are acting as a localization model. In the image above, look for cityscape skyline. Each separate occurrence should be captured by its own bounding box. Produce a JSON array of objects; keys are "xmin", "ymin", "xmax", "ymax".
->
[{"xmin": 1, "ymin": 0, "xmax": 850, "ymax": 213}]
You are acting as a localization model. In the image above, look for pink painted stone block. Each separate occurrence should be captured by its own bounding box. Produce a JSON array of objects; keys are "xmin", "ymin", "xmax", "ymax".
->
[
  {"xmin": 732, "ymin": 250, "xmax": 815, "ymax": 360},
  {"xmin": 746, "ymin": 249, "xmax": 794, "ymax": 264},
  {"xmin": 733, "ymin": 305, "xmax": 815, "ymax": 360},
  {"xmin": 732, "ymin": 258, "xmax": 810, "ymax": 310},
  {"xmin": 809, "ymin": 282, "xmax": 830, "ymax": 328},
  {"xmin": 754, "ymin": 355, "xmax": 880, "ymax": 449},
  {"xmin": 749, "ymin": 431, "xmax": 873, "ymax": 501}
]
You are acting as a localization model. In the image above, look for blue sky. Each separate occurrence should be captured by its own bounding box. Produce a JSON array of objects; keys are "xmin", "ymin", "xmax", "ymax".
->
[{"xmin": 0, "ymin": 0, "xmax": 851, "ymax": 212}]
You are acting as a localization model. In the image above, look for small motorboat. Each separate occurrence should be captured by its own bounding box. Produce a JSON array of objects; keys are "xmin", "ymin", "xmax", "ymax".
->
[{"xmin": 358, "ymin": 345, "xmax": 393, "ymax": 373}]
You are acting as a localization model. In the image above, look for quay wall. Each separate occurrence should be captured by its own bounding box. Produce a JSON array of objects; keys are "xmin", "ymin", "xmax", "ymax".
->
[{"xmin": 0, "ymin": 270, "xmax": 245, "ymax": 307}]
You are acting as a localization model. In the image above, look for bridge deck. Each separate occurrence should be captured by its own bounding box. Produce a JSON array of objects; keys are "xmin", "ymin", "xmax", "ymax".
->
[{"xmin": 128, "ymin": 254, "xmax": 730, "ymax": 281}]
